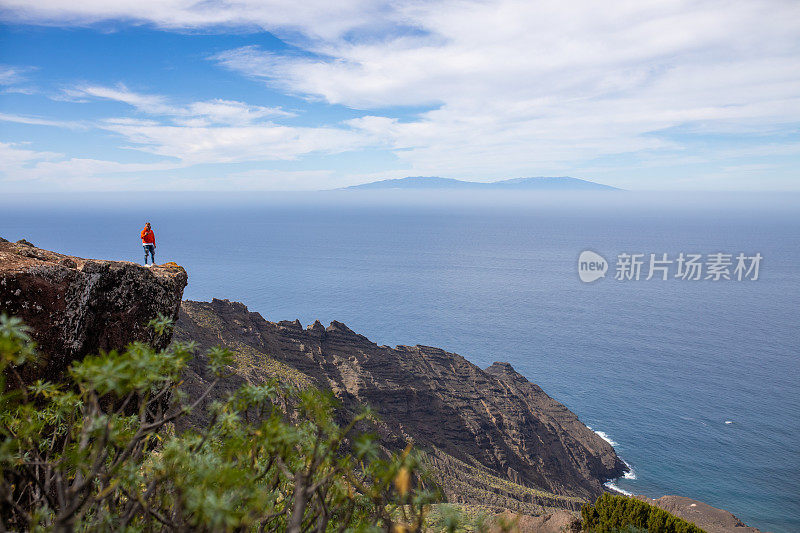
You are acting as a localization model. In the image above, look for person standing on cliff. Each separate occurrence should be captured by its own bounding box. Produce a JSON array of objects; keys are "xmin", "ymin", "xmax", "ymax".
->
[{"xmin": 141, "ymin": 222, "xmax": 156, "ymax": 266}]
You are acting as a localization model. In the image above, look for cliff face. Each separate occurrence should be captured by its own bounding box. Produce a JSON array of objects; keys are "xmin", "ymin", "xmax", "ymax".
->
[
  {"xmin": 0, "ymin": 239, "xmax": 187, "ymax": 382},
  {"xmin": 175, "ymin": 298, "xmax": 627, "ymax": 513}
]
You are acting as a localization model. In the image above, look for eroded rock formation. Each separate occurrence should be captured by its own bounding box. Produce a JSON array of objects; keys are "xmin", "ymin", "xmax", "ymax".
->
[
  {"xmin": 175, "ymin": 298, "xmax": 627, "ymax": 513},
  {"xmin": 0, "ymin": 239, "xmax": 187, "ymax": 382}
]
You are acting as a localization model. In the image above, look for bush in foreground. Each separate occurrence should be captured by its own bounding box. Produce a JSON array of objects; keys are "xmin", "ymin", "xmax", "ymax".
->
[
  {"xmin": 0, "ymin": 314, "xmax": 457, "ymax": 532},
  {"xmin": 581, "ymin": 493, "xmax": 705, "ymax": 533}
]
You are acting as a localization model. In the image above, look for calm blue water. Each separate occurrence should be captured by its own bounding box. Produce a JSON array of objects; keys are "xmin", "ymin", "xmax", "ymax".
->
[{"xmin": 1, "ymin": 191, "xmax": 798, "ymax": 532}]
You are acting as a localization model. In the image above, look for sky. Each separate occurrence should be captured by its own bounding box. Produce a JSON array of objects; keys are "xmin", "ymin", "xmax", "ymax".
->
[{"xmin": 0, "ymin": 0, "xmax": 799, "ymax": 192}]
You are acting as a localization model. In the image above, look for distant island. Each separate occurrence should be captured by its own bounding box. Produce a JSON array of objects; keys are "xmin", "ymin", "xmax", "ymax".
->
[{"xmin": 341, "ymin": 176, "xmax": 620, "ymax": 190}]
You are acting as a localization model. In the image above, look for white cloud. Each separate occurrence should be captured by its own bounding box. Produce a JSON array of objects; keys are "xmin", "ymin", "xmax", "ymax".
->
[
  {"xmin": 0, "ymin": 112, "xmax": 87, "ymax": 129},
  {"xmin": 48, "ymin": 85, "xmax": 372, "ymax": 165},
  {"xmin": 0, "ymin": 0, "xmax": 391, "ymax": 41},
  {"xmin": 0, "ymin": 64, "xmax": 38, "ymax": 94},
  {"xmin": 0, "ymin": 141, "xmax": 183, "ymax": 187},
  {"xmin": 182, "ymin": 99, "xmax": 294, "ymax": 125},
  {"xmin": 210, "ymin": 2, "xmax": 800, "ymax": 108},
  {"xmin": 0, "ymin": 141, "xmax": 62, "ymax": 169},
  {"xmin": 206, "ymin": 1, "xmax": 800, "ymax": 180},
  {"xmin": 63, "ymin": 85, "xmax": 174, "ymax": 114},
  {"xmin": 3, "ymin": 0, "xmax": 800, "ymax": 188},
  {"xmin": 98, "ymin": 118, "xmax": 375, "ymax": 164},
  {"xmin": 0, "ymin": 65, "xmax": 33, "ymax": 85},
  {"xmin": 0, "ymin": 85, "xmax": 380, "ymax": 187},
  {"xmin": 66, "ymin": 84, "xmax": 293, "ymax": 125}
]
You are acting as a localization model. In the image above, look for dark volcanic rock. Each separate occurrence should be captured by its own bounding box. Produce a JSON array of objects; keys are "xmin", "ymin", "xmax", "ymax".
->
[
  {"xmin": 175, "ymin": 298, "xmax": 627, "ymax": 510},
  {"xmin": 0, "ymin": 240, "xmax": 187, "ymax": 382}
]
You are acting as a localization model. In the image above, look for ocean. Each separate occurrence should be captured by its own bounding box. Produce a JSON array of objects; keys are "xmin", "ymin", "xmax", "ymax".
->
[{"xmin": 1, "ymin": 190, "xmax": 798, "ymax": 532}]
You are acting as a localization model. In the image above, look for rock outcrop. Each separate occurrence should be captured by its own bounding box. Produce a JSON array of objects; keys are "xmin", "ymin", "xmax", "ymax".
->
[
  {"xmin": 0, "ymin": 239, "xmax": 187, "ymax": 382},
  {"xmin": 489, "ymin": 509, "xmax": 581, "ymax": 533},
  {"xmin": 635, "ymin": 495, "xmax": 764, "ymax": 533},
  {"xmin": 175, "ymin": 298, "xmax": 627, "ymax": 514}
]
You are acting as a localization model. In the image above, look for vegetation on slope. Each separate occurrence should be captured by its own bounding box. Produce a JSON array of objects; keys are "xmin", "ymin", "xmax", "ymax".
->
[
  {"xmin": 423, "ymin": 447, "xmax": 585, "ymax": 515},
  {"xmin": 0, "ymin": 311, "xmax": 714, "ymax": 533},
  {"xmin": 581, "ymin": 493, "xmax": 706, "ymax": 533},
  {"xmin": 0, "ymin": 314, "xmax": 467, "ymax": 532}
]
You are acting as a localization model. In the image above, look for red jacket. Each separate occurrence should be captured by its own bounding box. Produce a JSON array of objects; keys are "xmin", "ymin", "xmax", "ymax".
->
[{"xmin": 141, "ymin": 228, "xmax": 155, "ymax": 245}]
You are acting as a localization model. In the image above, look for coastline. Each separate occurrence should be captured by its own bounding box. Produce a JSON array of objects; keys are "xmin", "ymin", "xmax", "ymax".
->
[
  {"xmin": 589, "ymin": 427, "xmax": 637, "ymax": 496},
  {"xmin": 0, "ymin": 239, "xmax": 777, "ymax": 532}
]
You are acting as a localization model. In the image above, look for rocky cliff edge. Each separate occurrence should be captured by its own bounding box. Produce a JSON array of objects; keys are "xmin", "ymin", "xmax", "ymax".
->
[{"xmin": 0, "ymin": 238, "xmax": 187, "ymax": 383}]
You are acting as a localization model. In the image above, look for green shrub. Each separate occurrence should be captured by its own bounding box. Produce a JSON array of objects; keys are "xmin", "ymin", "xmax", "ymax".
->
[
  {"xmin": 0, "ymin": 313, "xmax": 452, "ymax": 532},
  {"xmin": 581, "ymin": 493, "xmax": 706, "ymax": 533}
]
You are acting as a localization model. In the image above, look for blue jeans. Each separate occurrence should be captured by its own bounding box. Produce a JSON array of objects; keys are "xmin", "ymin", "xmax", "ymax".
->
[{"xmin": 143, "ymin": 244, "xmax": 155, "ymax": 264}]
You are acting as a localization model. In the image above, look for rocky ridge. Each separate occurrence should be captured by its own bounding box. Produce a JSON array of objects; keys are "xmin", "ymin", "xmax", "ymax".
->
[{"xmin": 174, "ymin": 298, "xmax": 627, "ymax": 514}]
